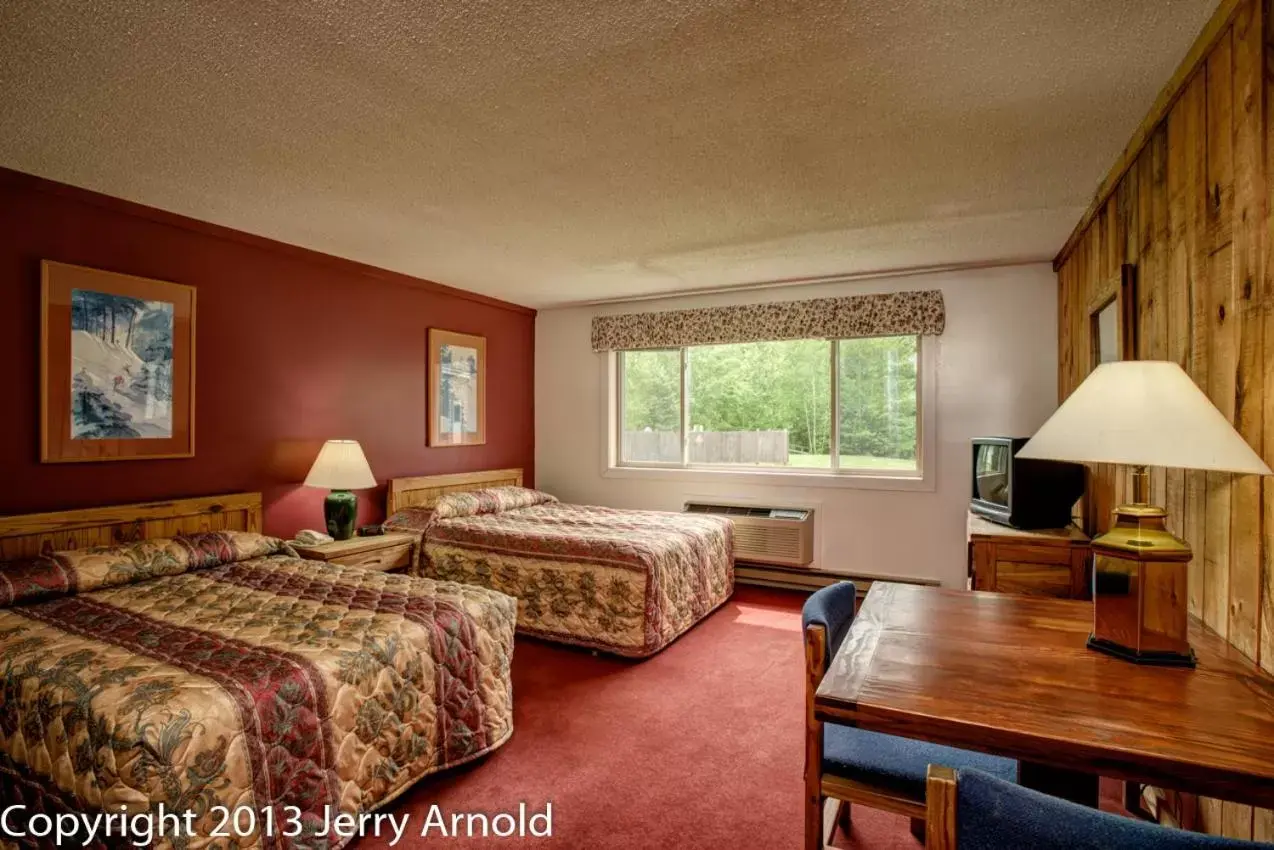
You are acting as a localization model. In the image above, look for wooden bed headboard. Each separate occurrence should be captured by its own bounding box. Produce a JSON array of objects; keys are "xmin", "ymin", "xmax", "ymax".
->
[
  {"xmin": 387, "ymin": 469, "xmax": 523, "ymax": 514},
  {"xmin": 0, "ymin": 492, "xmax": 263, "ymax": 560}
]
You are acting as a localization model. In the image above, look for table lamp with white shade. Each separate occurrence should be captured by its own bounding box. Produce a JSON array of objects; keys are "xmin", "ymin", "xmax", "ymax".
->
[
  {"xmin": 303, "ymin": 439, "xmax": 377, "ymax": 540},
  {"xmin": 1018, "ymin": 361, "xmax": 1271, "ymax": 667}
]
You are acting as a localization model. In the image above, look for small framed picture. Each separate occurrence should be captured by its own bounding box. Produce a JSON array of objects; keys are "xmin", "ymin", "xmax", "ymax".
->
[
  {"xmin": 41, "ymin": 261, "xmax": 195, "ymax": 462},
  {"xmin": 428, "ymin": 328, "xmax": 486, "ymax": 447}
]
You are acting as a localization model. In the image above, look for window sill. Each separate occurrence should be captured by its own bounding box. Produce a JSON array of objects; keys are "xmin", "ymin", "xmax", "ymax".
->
[{"xmin": 601, "ymin": 464, "xmax": 935, "ymax": 492}]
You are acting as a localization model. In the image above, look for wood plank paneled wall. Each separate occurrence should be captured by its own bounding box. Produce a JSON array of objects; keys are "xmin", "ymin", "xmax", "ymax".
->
[{"xmin": 1055, "ymin": 0, "xmax": 1272, "ymax": 838}]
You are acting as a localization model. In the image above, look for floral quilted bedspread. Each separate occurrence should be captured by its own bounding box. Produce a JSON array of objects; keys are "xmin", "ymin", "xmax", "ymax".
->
[
  {"xmin": 0, "ymin": 531, "xmax": 516, "ymax": 850},
  {"xmin": 387, "ymin": 488, "xmax": 734, "ymax": 657}
]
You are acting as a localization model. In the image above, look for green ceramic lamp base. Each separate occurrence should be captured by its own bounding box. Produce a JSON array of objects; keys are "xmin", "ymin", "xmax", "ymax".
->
[{"xmin": 324, "ymin": 490, "xmax": 358, "ymax": 540}]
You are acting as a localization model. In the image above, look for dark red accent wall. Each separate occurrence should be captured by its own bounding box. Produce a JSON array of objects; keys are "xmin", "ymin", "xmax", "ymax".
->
[{"xmin": 0, "ymin": 169, "xmax": 535, "ymax": 538}]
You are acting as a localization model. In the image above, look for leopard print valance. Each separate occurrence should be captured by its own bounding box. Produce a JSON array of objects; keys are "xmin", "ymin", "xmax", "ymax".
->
[{"xmin": 590, "ymin": 289, "xmax": 945, "ymax": 351}]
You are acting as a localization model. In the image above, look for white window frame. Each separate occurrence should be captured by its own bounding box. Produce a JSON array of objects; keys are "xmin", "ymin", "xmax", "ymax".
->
[
  {"xmin": 613, "ymin": 347, "xmax": 687, "ymax": 468},
  {"xmin": 602, "ymin": 337, "xmax": 937, "ymax": 492}
]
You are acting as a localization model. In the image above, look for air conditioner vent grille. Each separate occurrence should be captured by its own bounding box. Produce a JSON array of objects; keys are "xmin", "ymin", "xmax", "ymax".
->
[
  {"xmin": 685, "ymin": 503, "xmax": 810, "ymax": 520},
  {"xmin": 683, "ymin": 502, "xmax": 814, "ymax": 568},
  {"xmin": 734, "ymin": 524, "xmax": 802, "ymax": 558}
]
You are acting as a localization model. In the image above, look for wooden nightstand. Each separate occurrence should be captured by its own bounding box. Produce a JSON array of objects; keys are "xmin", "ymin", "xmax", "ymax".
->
[
  {"xmin": 291, "ymin": 532, "xmax": 416, "ymax": 572},
  {"xmin": 967, "ymin": 512, "xmax": 1091, "ymax": 599}
]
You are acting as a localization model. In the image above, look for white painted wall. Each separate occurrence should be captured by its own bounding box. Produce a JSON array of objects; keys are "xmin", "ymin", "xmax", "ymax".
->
[{"xmin": 534, "ymin": 264, "xmax": 1059, "ymax": 587}]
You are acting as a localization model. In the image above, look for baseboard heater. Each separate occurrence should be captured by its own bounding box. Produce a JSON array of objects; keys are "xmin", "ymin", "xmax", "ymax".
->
[
  {"xmin": 732, "ymin": 563, "xmax": 942, "ymax": 601},
  {"xmin": 683, "ymin": 501, "xmax": 815, "ymax": 567}
]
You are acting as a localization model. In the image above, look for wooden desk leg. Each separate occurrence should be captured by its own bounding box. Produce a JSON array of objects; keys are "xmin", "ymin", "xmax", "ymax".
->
[{"xmin": 1018, "ymin": 761, "xmax": 1100, "ymax": 807}]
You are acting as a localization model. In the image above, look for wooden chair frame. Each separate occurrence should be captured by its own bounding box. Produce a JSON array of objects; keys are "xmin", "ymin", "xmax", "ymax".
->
[
  {"xmin": 925, "ymin": 765, "xmax": 958, "ymax": 848},
  {"xmin": 805, "ymin": 622, "xmax": 927, "ymax": 849}
]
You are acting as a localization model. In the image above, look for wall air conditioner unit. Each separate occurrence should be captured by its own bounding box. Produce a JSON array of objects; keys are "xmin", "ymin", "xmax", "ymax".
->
[{"xmin": 683, "ymin": 502, "xmax": 815, "ymax": 568}]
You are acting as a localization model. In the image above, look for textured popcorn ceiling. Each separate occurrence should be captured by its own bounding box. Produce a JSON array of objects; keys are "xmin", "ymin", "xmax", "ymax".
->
[{"xmin": 0, "ymin": 1, "xmax": 1217, "ymax": 307}]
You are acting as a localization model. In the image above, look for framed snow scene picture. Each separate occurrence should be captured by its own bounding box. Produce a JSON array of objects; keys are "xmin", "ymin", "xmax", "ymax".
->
[{"xmin": 40, "ymin": 261, "xmax": 195, "ymax": 462}]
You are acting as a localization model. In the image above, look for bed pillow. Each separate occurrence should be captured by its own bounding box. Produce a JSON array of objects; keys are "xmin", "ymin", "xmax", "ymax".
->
[
  {"xmin": 383, "ymin": 506, "xmax": 436, "ymax": 533},
  {"xmin": 0, "ymin": 531, "xmax": 291, "ymax": 607},
  {"xmin": 383, "ymin": 487, "xmax": 558, "ymax": 534},
  {"xmin": 433, "ymin": 486, "xmax": 558, "ymax": 521}
]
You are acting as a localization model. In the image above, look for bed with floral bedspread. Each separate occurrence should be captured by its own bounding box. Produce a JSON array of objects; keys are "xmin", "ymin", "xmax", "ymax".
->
[
  {"xmin": 0, "ymin": 531, "xmax": 516, "ymax": 850},
  {"xmin": 384, "ymin": 487, "xmax": 734, "ymax": 658}
]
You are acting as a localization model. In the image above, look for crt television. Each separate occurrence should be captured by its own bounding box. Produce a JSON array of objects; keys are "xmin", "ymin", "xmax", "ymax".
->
[{"xmin": 971, "ymin": 437, "xmax": 1085, "ymax": 530}]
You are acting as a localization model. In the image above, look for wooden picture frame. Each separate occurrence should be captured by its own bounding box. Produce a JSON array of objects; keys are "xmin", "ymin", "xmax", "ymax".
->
[
  {"xmin": 41, "ymin": 261, "xmax": 195, "ymax": 462},
  {"xmin": 1089, "ymin": 263, "xmax": 1138, "ymax": 370},
  {"xmin": 427, "ymin": 328, "xmax": 486, "ymax": 446}
]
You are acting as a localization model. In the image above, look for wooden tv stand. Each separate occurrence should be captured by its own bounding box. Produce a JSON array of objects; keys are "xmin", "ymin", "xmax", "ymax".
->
[{"xmin": 967, "ymin": 512, "xmax": 1091, "ymax": 599}]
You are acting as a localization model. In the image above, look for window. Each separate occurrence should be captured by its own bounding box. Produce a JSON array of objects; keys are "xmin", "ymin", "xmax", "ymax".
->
[
  {"xmin": 616, "ymin": 335, "xmax": 921, "ymax": 475},
  {"xmin": 837, "ymin": 335, "xmax": 918, "ymax": 471},
  {"xmin": 620, "ymin": 349, "xmax": 682, "ymax": 463}
]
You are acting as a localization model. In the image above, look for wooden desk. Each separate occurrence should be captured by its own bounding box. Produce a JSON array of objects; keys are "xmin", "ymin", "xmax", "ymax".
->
[{"xmin": 814, "ymin": 583, "xmax": 1274, "ymax": 809}]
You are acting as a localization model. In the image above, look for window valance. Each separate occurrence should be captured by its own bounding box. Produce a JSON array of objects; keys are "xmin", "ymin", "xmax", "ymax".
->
[{"xmin": 590, "ymin": 289, "xmax": 945, "ymax": 352}]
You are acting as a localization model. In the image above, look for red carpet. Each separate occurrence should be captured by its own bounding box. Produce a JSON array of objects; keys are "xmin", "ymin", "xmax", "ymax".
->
[
  {"xmin": 356, "ymin": 586, "xmax": 909, "ymax": 848},
  {"xmin": 357, "ymin": 586, "xmax": 1116, "ymax": 849}
]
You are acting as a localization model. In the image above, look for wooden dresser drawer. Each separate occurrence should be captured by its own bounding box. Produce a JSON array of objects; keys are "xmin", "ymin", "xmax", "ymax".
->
[
  {"xmin": 331, "ymin": 542, "xmax": 412, "ymax": 572},
  {"xmin": 291, "ymin": 532, "xmax": 416, "ymax": 573},
  {"xmin": 967, "ymin": 513, "xmax": 1091, "ymax": 600},
  {"xmin": 994, "ymin": 543, "xmax": 1073, "ymax": 566},
  {"xmin": 994, "ymin": 560, "xmax": 1075, "ymax": 597}
]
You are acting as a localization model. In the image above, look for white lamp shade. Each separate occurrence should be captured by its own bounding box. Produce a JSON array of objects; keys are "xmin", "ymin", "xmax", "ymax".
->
[
  {"xmin": 1018, "ymin": 361, "xmax": 1271, "ymax": 475},
  {"xmin": 303, "ymin": 440, "xmax": 377, "ymax": 490}
]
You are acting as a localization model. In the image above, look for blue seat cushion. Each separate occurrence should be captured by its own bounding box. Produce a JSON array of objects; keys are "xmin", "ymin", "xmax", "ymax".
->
[
  {"xmin": 957, "ymin": 768, "xmax": 1271, "ymax": 850},
  {"xmin": 824, "ymin": 725, "xmax": 1017, "ymax": 799}
]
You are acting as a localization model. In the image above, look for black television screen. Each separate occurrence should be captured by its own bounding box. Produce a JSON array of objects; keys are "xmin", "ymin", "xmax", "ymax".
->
[
  {"xmin": 970, "ymin": 436, "xmax": 1085, "ymax": 529},
  {"xmin": 974, "ymin": 442, "xmax": 1011, "ymax": 506}
]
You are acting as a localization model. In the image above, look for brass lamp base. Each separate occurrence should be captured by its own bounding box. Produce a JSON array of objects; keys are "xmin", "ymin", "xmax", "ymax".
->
[
  {"xmin": 1088, "ymin": 465, "xmax": 1195, "ymax": 668},
  {"xmin": 1086, "ymin": 635, "xmax": 1196, "ymax": 667}
]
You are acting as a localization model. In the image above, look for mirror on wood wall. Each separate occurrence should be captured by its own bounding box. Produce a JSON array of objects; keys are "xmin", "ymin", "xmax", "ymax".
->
[
  {"xmin": 1089, "ymin": 263, "xmax": 1138, "ymax": 370},
  {"xmin": 1092, "ymin": 297, "xmax": 1120, "ymax": 366},
  {"xmin": 1078, "ymin": 263, "xmax": 1138, "ymax": 533}
]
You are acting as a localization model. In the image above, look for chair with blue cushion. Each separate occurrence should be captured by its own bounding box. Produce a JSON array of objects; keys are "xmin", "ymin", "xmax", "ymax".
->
[
  {"xmin": 924, "ymin": 765, "xmax": 1274, "ymax": 849},
  {"xmin": 803, "ymin": 582, "xmax": 1018, "ymax": 849}
]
